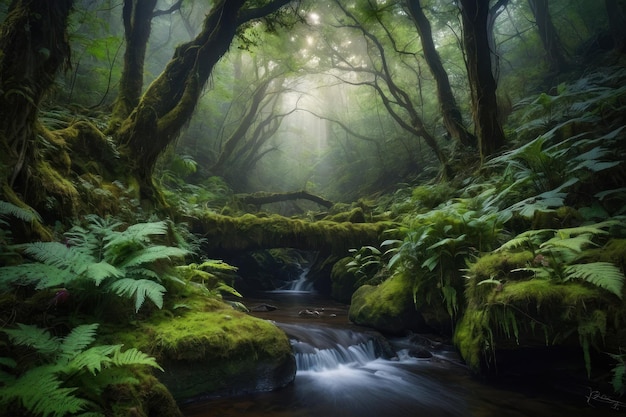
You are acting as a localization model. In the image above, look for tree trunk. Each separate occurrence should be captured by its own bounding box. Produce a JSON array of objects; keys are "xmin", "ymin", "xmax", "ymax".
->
[
  {"xmin": 0, "ymin": 0, "xmax": 73, "ymax": 220},
  {"xmin": 406, "ymin": 0, "xmax": 476, "ymax": 149},
  {"xmin": 459, "ymin": 0, "xmax": 505, "ymax": 162},
  {"xmin": 528, "ymin": 0, "xmax": 568, "ymax": 73},
  {"xmin": 114, "ymin": 0, "xmax": 294, "ymax": 202},
  {"xmin": 605, "ymin": 0, "xmax": 626, "ymax": 53},
  {"xmin": 210, "ymin": 77, "xmax": 273, "ymax": 174},
  {"xmin": 109, "ymin": 0, "xmax": 158, "ymax": 126}
]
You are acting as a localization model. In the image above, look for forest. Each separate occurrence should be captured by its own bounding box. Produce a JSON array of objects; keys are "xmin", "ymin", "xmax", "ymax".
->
[{"xmin": 0, "ymin": 0, "xmax": 625, "ymax": 416}]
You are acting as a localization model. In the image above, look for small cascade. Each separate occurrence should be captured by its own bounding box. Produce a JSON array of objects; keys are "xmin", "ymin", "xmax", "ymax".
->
[
  {"xmin": 272, "ymin": 268, "xmax": 315, "ymax": 293},
  {"xmin": 277, "ymin": 323, "xmax": 387, "ymax": 372},
  {"xmin": 294, "ymin": 339, "xmax": 378, "ymax": 371},
  {"xmin": 287, "ymin": 270, "xmax": 314, "ymax": 292}
]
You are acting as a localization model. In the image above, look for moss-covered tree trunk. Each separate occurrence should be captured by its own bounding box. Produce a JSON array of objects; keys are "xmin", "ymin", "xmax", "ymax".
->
[
  {"xmin": 459, "ymin": 0, "xmax": 505, "ymax": 162},
  {"xmin": 114, "ymin": 0, "xmax": 294, "ymax": 202},
  {"xmin": 406, "ymin": 0, "xmax": 477, "ymax": 149},
  {"xmin": 0, "ymin": 0, "xmax": 74, "ymax": 236},
  {"xmin": 109, "ymin": 0, "xmax": 158, "ymax": 126}
]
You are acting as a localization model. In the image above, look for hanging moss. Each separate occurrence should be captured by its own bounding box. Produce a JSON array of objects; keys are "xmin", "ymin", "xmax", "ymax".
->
[{"xmin": 456, "ymin": 246, "xmax": 623, "ymax": 373}]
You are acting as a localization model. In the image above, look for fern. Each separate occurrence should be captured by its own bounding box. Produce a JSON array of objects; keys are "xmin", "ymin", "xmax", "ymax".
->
[
  {"xmin": 2, "ymin": 323, "xmax": 61, "ymax": 356},
  {"xmin": 0, "ymin": 323, "xmax": 162, "ymax": 416},
  {"xmin": 0, "ymin": 263, "xmax": 70, "ymax": 290},
  {"xmin": 118, "ymin": 245, "xmax": 189, "ymax": 269},
  {"xmin": 108, "ymin": 278, "xmax": 165, "ymax": 312},
  {"xmin": 111, "ymin": 347, "xmax": 163, "ymax": 371},
  {"xmin": 0, "ymin": 366, "xmax": 90, "ymax": 417},
  {"xmin": 563, "ymin": 262, "xmax": 624, "ymax": 299},
  {"xmin": 60, "ymin": 324, "xmax": 100, "ymax": 359},
  {"xmin": 0, "ymin": 200, "xmax": 42, "ymax": 223},
  {"xmin": 103, "ymin": 220, "xmax": 168, "ymax": 253}
]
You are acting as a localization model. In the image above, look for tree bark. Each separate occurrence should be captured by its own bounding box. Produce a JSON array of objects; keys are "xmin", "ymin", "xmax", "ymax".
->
[
  {"xmin": 528, "ymin": 0, "xmax": 568, "ymax": 73},
  {"xmin": 0, "ymin": 0, "xmax": 74, "ymax": 229},
  {"xmin": 406, "ymin": 0, "xmax": 476, "ymax": 149},
  {"xmin": 459, "ymin": 0, "xmax": 505, "ymax": 162},
  {"xmin": 210, "ymin": 77, "xmax": 273, "ymax": 174},
  {"xmin": 110, "ymin": 0, "xmax": 158, "ymax": 125},
  {"xmin": 114, "ymin": 0, "xmax": 295, "ymax": 201},
  {"xmin": 605, "ymin": 0, "xmax": 626, "ymax": 53}
]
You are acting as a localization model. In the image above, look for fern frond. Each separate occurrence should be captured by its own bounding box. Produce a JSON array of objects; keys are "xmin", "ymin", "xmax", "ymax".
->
[
  {"xmin": 125, "ymin": 267, "xmax": 161, "ymax": 281},
  {"xmin": 60, "ymin": 324, "xmax": 99, "ymax": 359},
  {"xmin": 1, "ymin": 365, "xmax": 89, "ymax": 417},
  {"xmin": 108, "ymin": 278, "xmax": 165, "ymax": 312},
  {"xmin": 2, "ymin": 323, "xmax": 60, "ymax": 356},
  {"xmin": 563, "ymin": 262, "xmax": 625, "ymax": 298},
  {"xmin": 22, "ymin": 242, "xmax": 96, "ymax": 275},
  {"xmin": 85, "ymin": 261, "xmax": 124, "ymax": 286},
  {"xmin": 197, "ymin": 259, "xmax": 239, "ymax": 272},
  {"xmin": 112, "ymin": 347, "xmax": 163, "ymax": 371},
  {"xmin": 103, "ymin": 221, "xmax": 168, "ymax": 249},
  {"xmin": 0, "ymin": 201, "xmax": 42, "ymax": 223},
  {"xmin": 65, "ymin": 345, "xmax": 118, "ymax": 375},
  {"xmin": 0, "ymin": 263, "xmax": 70, "ymax": 290},
  {"xmin": 540, "ymin": 234, "xmax": 597, "ymax": 253},
  {"xmin": 119, "ymin": 245, "xmax": 188, "ymax": 269},
  {"xmin": 496, "ymin": 229, "xmax": 554, "ymax": 252}
]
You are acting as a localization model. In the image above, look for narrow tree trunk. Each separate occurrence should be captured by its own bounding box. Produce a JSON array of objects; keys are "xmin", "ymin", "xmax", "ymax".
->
[
  {"xmin": 114, "ymin": 0, "xmax": 293, "ymax": 201},
  {"xmin": 528, "ymin": 0, "xmax": 568, "ymax": 73},
  {"xmin": 406, "ymin": 0, "xmax": 476, "ymax": 149},
  {"xmin": 109, "ymin": 0, "xmax": 158, "ymax": 126},
  {"xmin": 459, "ymin": 0, "xmax": 505, "ymax": 161},
  {"xmin": 605, "ymin": 0, "xmax": 626, "ymax": 53},
  {"xmin": 0, "ymin": 0, "xmax": 73, "ymax": 191}
]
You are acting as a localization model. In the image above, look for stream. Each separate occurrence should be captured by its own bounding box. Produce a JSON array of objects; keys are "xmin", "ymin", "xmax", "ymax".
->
[{"xmin": 181, "ymin": 283, "xmax": 623, "ymax": 417}]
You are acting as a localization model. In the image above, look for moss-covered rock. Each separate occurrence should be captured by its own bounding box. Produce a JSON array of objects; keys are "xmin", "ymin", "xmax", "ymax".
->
[
  {"xmin": 455, "ymin": 245, "xmax": 626, "ymax": 375},
  {"xmin": 103, "ymin": 298, "xmax": 296, "ymax": 403},
  {"xmin": 330, "ymin": 257, "xmax": 359, "ymax": 303},
  {"xmin": 349, "ymin": 272, "xmax": 426, "ymax": 335}
]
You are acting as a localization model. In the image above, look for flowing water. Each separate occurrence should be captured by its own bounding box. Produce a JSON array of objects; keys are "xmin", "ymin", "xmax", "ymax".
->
[{"xmin": 181, "ymin": 280, "xmax": 624, "ymax": 417}]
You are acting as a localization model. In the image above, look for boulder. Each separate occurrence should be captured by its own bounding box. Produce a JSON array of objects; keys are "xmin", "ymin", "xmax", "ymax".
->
[
  {"xmin": 349, "ymin": 272, "xmax": 427, "ymax": 335},
  {"xmin": 113, "ymin": 298, "xmax": 296, "ymax": 403}
]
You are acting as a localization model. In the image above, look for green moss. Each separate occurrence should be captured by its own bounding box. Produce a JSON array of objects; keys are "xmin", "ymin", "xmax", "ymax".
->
[
  {"xmin": 349, "ymin": 271, "xmax": 423, "ymax": 334},
  {"xmin": 193, "ymin": 212, "xmax": 398, "ymax": 255},
  {"xmin": 330, "ymin": 256, "xmax": 359, "ymax": 303}
]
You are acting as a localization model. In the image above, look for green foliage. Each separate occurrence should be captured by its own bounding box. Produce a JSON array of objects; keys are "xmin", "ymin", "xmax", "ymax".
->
[
  {"xmin": 0, "ymin": 323, "xmax": 162, "ymax": 417},
  {"xmin": 346, "ymin": 239, "xmax": 401, "ymax": 286},
  {"xmin": 0, "ymin": 215, "xmax": 190, "ymax": 313},
  {"xmin": 175, "ymin": 260, "xmax": 241, "ymax": 299},
  {"xmin": 388, "ymin": 189, "xmax": 509, "ymax": 319},
  {"xmin": 502, "ymin": 220, "xmax": 625, "ymax": 298},
  {"xmin": 609, "ymin": 349, "xmax": 626, "ymax": 395}
]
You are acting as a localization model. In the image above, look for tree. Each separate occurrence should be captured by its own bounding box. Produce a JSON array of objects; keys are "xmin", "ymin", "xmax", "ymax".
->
[
  {"xmin": 113, "ymin": 0, "xmax": 300, "ymax": 202},
  {"xmin": 605, "ymin": 0, "xmax": 626, "ymax": 52},
  {"xmin": 405, "ymin": 0, "xmax": 476, "ymax": 149},
  {"xmin": 458, "ymin": 0, "xmax": 505, "ymax": 161},
  {"xmin": 329, "ymin": 0, "xmax": 450, "ymax": 175},
  {"xmin": 528, "ymin": 0, "xmax": 568, "ymax": 73},
  {"xmin": 0, "ymin": 0, "xmax": 74, "ymax": 230}
]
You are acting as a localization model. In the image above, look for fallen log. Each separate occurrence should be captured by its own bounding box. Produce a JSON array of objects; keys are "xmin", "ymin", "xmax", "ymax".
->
[{"xmin": 237, "ymin": 190, "xmax": 334, "ymax": 209}]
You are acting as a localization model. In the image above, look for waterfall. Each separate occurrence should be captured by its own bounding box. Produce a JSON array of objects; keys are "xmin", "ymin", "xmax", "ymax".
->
[
  {"xmin": 286, "ymin": 269, "xmax": 314, "ymax": 292},
  {"xmin": 293, "ymin": 339, "xmax": 378, "ymax": 371},
  {"xmin": 277, "ymin": 323, "xmax": 386, "ymax": 372}
]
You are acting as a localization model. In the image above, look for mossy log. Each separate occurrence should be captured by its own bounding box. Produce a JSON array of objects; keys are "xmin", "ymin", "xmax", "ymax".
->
[
  {"xmin": 237, "ymin": 190, "xmax": 334, "ymax": 209},
  {"xmin": 191, "ymin": 213, "xmax": 398, "ymax": 255}
]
